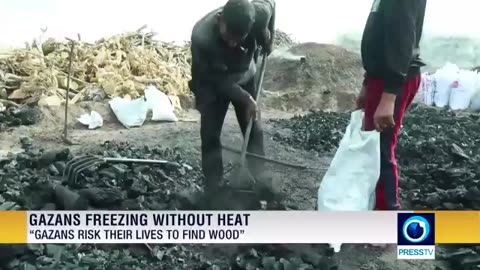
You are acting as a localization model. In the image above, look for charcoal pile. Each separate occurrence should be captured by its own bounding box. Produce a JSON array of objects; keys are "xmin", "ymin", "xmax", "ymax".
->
[
  {"xmin": 395, "ymin": 106, "xmax": 480, "ymax": 210},
  {"xmin": 0, "ymin": 103, "xmax": 41, "ymax": 130},
  {"xmin": 0, "ymin": 139, "xmax": 203, "ymax": 212},
  {"xmin": 271, "ymin": 111, "xmax": 349, "ymax": 153},
  {"xmin": 271, "ymin": 105, "xmax": 480, "ymax": 209},
  {"xmin": 0, "ymin": 139, "xmax": 337, "ymax": 269},
  {"xmin": 271, "ymin": 105, "xmax": 480, "ymax": 269}
]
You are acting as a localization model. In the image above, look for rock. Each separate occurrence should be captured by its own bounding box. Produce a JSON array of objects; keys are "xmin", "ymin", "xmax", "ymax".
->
[
  {"xmin": 54, "ymin": 185, "xmax": 89, "ymax": 210},
  {"xmin": 45, "ymin": 245, "xmax": 64, "ymax": 258},
  {"xmin": 20, "ymin": 137, "xmax": 34, "ymax": 150},
  {"xmin": 129, "ymin": 180, "xmax": 148, "ymax": 198},
  {"xmin": 261, "ymin": 256, "xmax": 277, "ymax": 269},
  {"xmin": 38, "ymin": 95, "xmax": 62, "ymax": 107},
  {"xmin": 11, "ymin": 107, "xmax": 41, "ymax": 125},
  {"xmin": 0, "ymin": 201, "xmax": 19, "ymax": 210},
  {"xmin": 41, "ymin": 203, "xmax": 56, "ymax": 210},
  {"xmin": 0, "ymin": 245, "xmax": 28, "ymax": 267},
  {"xmin": 301, "ymin": 251, "xmax": 323, "ymax": 267},
  {"xmin": 98, "ymin": 168, "xmax": 116, "ymax": 179},
  {"xmin": 121, "ymin": 199, "xmax": 143, "ymax": 210},
  {"xmin": 0, "ymin": 88, "xmax": 7, "ymax": 99},
  {"xmin": 27, "ymin": 244, "xmax": 45, "ymax": 255},
  {"xmin": 47, "ymin": 164, "xmax": 60, "ymax": 176},
  {"xmin": 22, "ymin": 263, "xmax": 37, "ymax": 270},
  {"xmin": 8, "ymin": 89, "xmax": 28, "ymax": 99},
  {"xmin": 78, "ymin": 187, "xmax": 124, "ymax": 208},
  {"xmin": 174, "ymin": 186, "xmax": 204, "ymax": 210},
  {"xmin": 111, "ymin": 164, "xmax": 129, "ymax": 180},
  {"xmin": 53, "ymin": 162, "xmax": 66, "ymax": 174},
  {"xmin": 39, "ymin": 149, "xmax": 70, "ymax": 167}
]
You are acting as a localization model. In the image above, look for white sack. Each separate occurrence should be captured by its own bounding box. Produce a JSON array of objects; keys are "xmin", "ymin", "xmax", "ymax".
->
[
  {"xmin": 317, "ymin": 110, "xmax": 381, "ymax": 252},
  {"xmin": 415, "ymin": 72, "xmax": 435, "ymax": 106},
  {"xmin": 144, "ymin": 85, "xmax": 178, "ymax": 122},
  {"xmin": 412, "ymin": 74, "xmax": 424, "ymax": 104},
  {"xmin": 449, "ymin": 70, "xmax": 476, "ymax": 110},
  {"xmin": 433, "ymin": 63, "xmax": 459, "ymax": 108},
  {"xmin": 469, "ymin": 72, "xmax": 480, "ymax": 111},
  {"xmin": 470, "ymin": 92, "xmax": 480, "ymax": 111},
  {"xmin": 77, "ymin": 111, "xmax": 103, "ymax": 129},
  {"xmin": 109, "ymin": 96, "xmax": 148, "ymax": 128}
]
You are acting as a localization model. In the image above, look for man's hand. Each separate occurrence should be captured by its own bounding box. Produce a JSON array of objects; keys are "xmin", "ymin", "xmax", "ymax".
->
[
  {"xmin": 356, "ymin": 84, "xmax": 367, "ymax": 109},
  {"xmin": 246, "ymin": 95, "xmax": 258, "ymax": 120},
  {"xmin": 373, "ymin": 93, "xmax": 396, "ymax": 132},
  {"xmin": 261, "ymin": 29, "xmax": 273, "ymax": 55}
]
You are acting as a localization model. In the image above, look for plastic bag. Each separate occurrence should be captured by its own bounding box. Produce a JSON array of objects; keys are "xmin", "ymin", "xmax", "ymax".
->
[
  {"xmin": 470, "ymin": 91, "xmax": 480, "ymax": 111},
  {"xmin": 434, "ymin": 63, "xmax": 459, "ymax": 108},
  {"xmin": 470, "ymin": 72, "xmax": 480, "ymax": 111},
  {"xmin": 317, "ymin": 110, "xmax": 381, "ymax": 252},
  {"xmin": 449, "ymin": 70, "xmax": 476, "ymax": 110},
  {"xmin": 416, "ymin": 72, "xmax": 435, "ymax": 106},
  {"xmin": 412, "ymin": 74, "xmax": 424, "ymax": 104},
  {"xmin": 109, "ymin": 96, "xmax": 148, "ymax": 128},
  {"xmin": 77, "ymin": 111, "xmax": 103, "ymax": 129},
  {"xmin": 144, "ymin": 85, "xmax": 178, "ymax": 122}
]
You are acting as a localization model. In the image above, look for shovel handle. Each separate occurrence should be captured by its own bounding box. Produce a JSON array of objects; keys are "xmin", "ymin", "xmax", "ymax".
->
[{"xmin": 239, "ymin": 54, "xmax": 268, "ymax": 165}]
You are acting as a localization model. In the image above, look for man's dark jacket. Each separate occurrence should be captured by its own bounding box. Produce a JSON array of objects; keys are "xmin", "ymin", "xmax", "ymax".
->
[{"xmin": 189, "ymin": 0, "xmax": 275, "ymax": 109}]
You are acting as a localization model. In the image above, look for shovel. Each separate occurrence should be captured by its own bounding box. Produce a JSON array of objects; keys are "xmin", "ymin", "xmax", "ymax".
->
[{"xmin": 228, "ymin": 53, "xmax": 268, "ymax": 191}]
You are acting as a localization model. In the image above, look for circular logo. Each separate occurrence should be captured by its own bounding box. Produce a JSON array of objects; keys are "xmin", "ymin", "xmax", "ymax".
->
[{"xmin": 402, "ymin": 216, "xmax": 430, "ymax": 243}]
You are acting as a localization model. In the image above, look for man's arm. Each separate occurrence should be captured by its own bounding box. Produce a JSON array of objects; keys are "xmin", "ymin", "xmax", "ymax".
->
[
  {"xmin": 268, "ymin": 2, "xmax": 276, "ymax": 48},
  {"xmin": 382, "ymin": 0, "xmax": 418, "ymax": 95},
  {"xmin": 190, "ymin": 42, "xmax": 252, "ymax": 105},
  {"xmin": 251, "ymin": 0, "xmax": 275, "ymax": 51}
]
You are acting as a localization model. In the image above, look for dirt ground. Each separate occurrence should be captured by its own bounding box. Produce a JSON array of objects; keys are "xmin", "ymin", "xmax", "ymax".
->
[
  {"xmin": 263, "ymin": 43, "xmax": 363, "ymax": 113},
  {"xmin": 0, "ymin": 102, "xmax": 445, "ymax": 270}
]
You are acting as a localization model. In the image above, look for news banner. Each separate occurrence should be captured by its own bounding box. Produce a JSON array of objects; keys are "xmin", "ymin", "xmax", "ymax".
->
[{"xmin": 0, "ymin": 211, "xmax": 478, "ymax": 260}]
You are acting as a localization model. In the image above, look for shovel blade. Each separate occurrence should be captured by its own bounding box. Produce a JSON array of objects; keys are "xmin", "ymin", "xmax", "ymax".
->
[{"xmin": 227, "ymin": 166, "xmax": 256, "ymax": 190}]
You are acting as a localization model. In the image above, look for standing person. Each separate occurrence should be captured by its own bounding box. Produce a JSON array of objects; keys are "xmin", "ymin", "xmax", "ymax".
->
[
  {"xmin": 189, "ymin": 0, "xmax": 275, "ymax": 208},
  {"xmin": 357, "ymin": 0, "xmax": 427, "ymax": 211}
]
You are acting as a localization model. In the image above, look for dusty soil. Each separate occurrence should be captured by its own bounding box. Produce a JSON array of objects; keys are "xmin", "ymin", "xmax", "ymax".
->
[
  {"xmin": 262, "ymin": 43, "xmax": 364, "ymax": 113},
  {"xmin": 0, "ymin": 102, "xmax": 442, "ymax": 270}
]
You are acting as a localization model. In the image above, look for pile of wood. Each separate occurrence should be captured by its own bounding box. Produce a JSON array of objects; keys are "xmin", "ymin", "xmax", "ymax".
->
[
  {"xmin": 0, "ymin": 27, "xmax": 298, "ymax": 110},
  {"xmin": 0, "ymin": 26, "xmax": 191, "ymax": 109},
  {"xmin": 274, "ymin": 29, "xmax": 297, "ymax": 49}
]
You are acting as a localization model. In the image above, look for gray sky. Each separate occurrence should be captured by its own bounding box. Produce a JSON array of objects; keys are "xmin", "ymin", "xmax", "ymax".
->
[{"xmin": 0, "ymin": 0, "xmax": 477, "ymax": 47}]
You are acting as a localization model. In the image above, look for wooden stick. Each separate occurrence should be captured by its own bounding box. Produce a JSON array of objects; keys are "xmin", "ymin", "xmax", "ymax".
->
[
  {"xmin": 222, "ymin": 144, "xmax": 310, "ymax": 170},
  {"xmin": 63, "ymin": 41, "xmax": 75, "ymax": 142},
  {"xmin": 0, "ymin": 99, "xmax": 20, "ymax": 108}
]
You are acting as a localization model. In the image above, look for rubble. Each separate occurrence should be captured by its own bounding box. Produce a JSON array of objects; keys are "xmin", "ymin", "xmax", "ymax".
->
[{"xmin": 272, "ymin": 104, "xmax": 480, "ymax": 269}]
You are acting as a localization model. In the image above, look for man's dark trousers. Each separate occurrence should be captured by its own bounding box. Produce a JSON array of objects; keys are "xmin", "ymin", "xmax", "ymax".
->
[{"xmin": 197, "ymin": 77, "xmax": 265, "ymax": 195}]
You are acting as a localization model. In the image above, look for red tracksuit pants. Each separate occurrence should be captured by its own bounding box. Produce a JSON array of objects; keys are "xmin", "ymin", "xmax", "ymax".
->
[{"xmin": 363, "ymin": 75, "xmax": 421, "ymax": 210}]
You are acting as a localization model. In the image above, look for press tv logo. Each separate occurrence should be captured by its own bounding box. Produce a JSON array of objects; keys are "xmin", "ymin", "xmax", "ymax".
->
[{"xmin": 397, "ymin": 213, "xmax": 435, "ymax": 259}]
